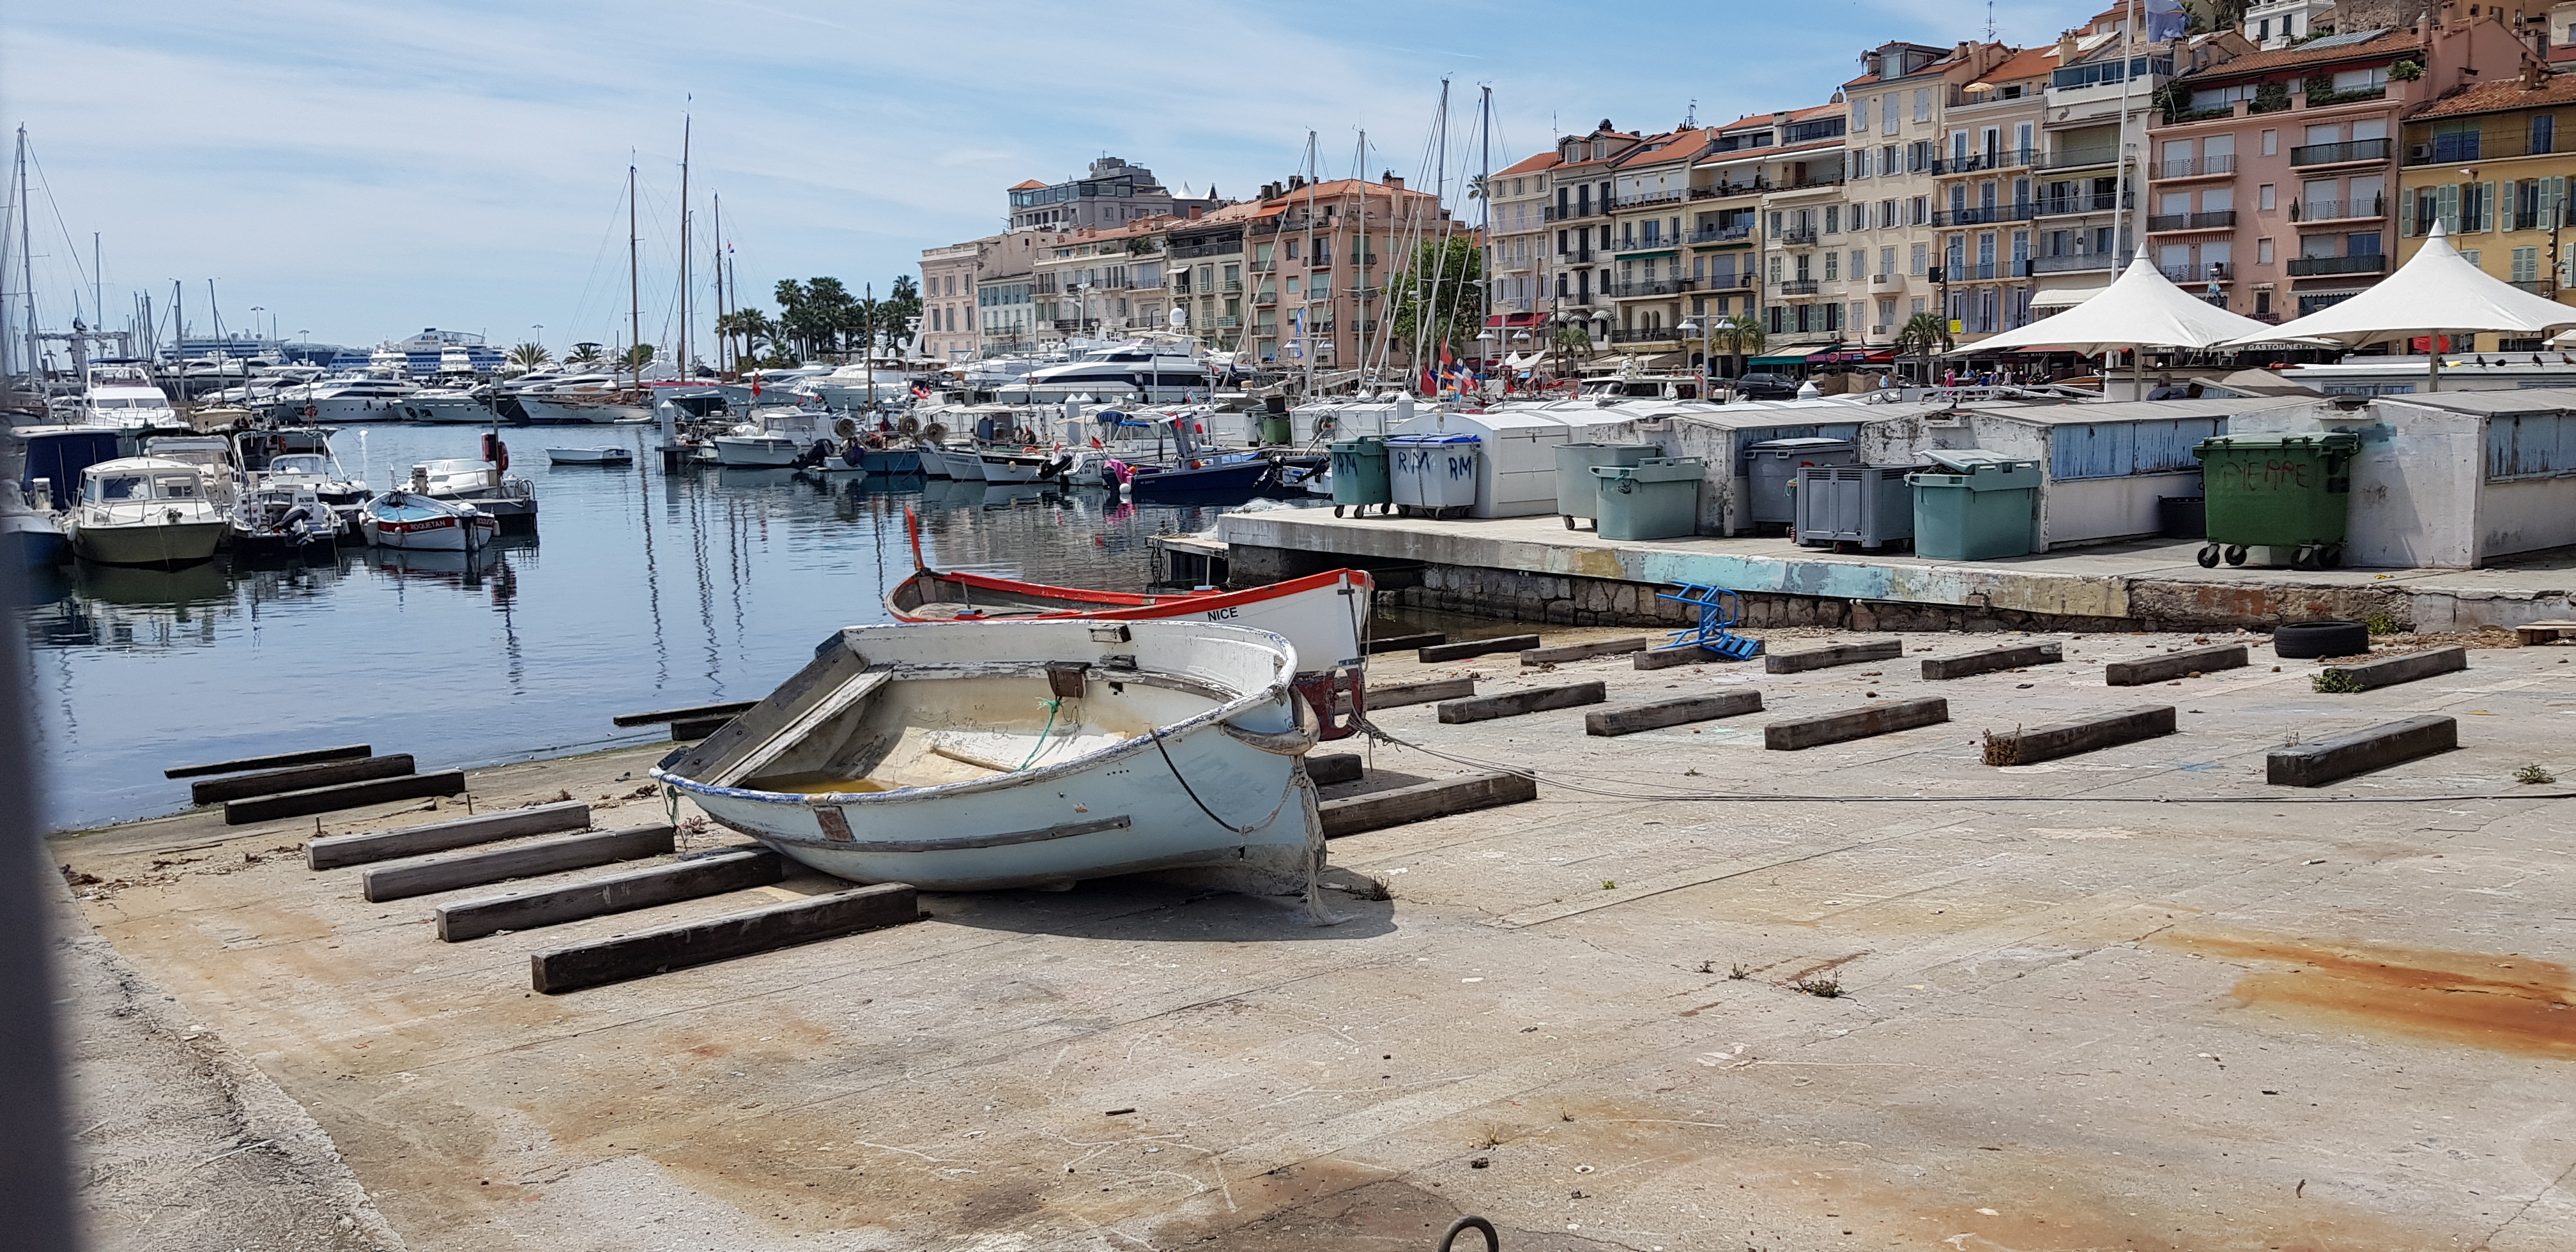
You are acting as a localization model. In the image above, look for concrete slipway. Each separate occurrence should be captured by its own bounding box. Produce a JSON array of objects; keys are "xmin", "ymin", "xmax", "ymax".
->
[{"xmin": 47, "ymin": 626, "xmax": 2576, "ymax": 1250}]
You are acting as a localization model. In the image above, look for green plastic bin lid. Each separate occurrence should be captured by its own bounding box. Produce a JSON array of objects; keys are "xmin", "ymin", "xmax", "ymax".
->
[
  {"xmin": 1329, "ymin": 436, "xmax": 1385, "ymax": 450},
  {"xmin": 1918, "ymin": 448, "xmax": 2036, "ymax": 473},
  {"xmin": 1592, "ymin": 457, "xmax": 1705, "ymax": 483},
  {"xmin": 2191, "ymin": 432, "xmax": 2360, "ymax": 454}
]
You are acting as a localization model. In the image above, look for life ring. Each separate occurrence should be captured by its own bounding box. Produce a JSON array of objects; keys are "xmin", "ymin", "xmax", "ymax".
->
[{"xmin": 303, "ymin": 405, "xmax": 319, "ymax": 419}]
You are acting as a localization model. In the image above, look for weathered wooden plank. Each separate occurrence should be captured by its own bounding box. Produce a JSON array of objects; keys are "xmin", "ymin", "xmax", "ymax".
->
[
  {"xmin": 2317, "ymin": 646, "xmax": 2467, "ymax": 692},
  {"xmin": 531, "ymin": 883, "xmax": 920, "ymax": 994},
  {"xmin": 1764, "ymin": 639, "xmax": 1901, "ymax": 675},
  {"xmin": 2267, "ymin": 715, "xmax": 2457, "ymax": 787},
  {"xmin": 225, "ymin": 771, "xmax": 467, "ymax": 827},
  {"xmin": 166, "ymin": 744, "xmax": 372, "ymax": 780},
  {"xmin": 1983, "ymin": 705, "xmax": 2175, "ymax": 767},
  {"xmin": 362, "ymin": 825, "xmax": 676, "ymax": 903},
  {"xmin": 306, "ymin": 800, "xmax": 592, "ymax": 870},
  {"xmin": 612, "ymin": 699, "xmax": 759, "ymax": 728},
  {"xmin": 1436, "ymin": 681, "xmax": 1607, "ymax": 724},
  {"xmin": 2513, "ymin": 620, "xmax": 2576, "ymax": 646},
  {"xmin": 670, "ymin": 716, "xmax": 732, "ymax": 741},
  {"xmin": 1305, "ymin": 753, "xmax": 1364, "ymax": 786},
  {"xmin": 1521, "ymin": 637, "xmax": 1650, "ymax": 666},
  {"xmin": 1763, "ymin": 698, "xmax": 1949, "ymax": 751},
  {"xmin": 1336, "ymin": 676, "xmax": 1476, "ymax": 714},
  {"xmin": 1585, "ymin": 689, "xmax": 1763, "ymax": 737},
  {"xmin": 1367, "ymin": 632, "xmax": 1445, "ymax": 654},
  {"xmin": 190, "ymin": 754, "xmax": 416, "ymax": 806},
  {"xmin": 437, "ymin": 847, "xmax": 785, "ymax": 942},
  {"xmin": 2104, "ymin": 644, "xmax": 2248, "ymax": 687},
  {"xmin": 1319, "ymin": 772, "xmax": 1538, "ymax": 839},
  {"xmin": 1920, "ymin": 641, "xmax": 2062, "ymax": 680},
  {"xmin": 1634, "ymin": 644, "xmax": 1719, "ymax": 670},
  {"xmin": 1418, "ymin": 634, "xmax": 1542, "ymax": 664}
]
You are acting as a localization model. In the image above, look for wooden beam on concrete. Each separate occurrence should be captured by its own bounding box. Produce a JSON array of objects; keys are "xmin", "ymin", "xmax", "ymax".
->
[
  {"xmin": 1319, "ymin": 772, "xmax": 1538, "ymax": 839},
  {"xmin": 1418, "ymin": 634, "xmax": 1541, "ymax": 664},
  {"xmin": 530, "ymin": 882, "xmax": 920, "ymax": 994},
  {"xmin": 2317, "ymin": 646, "xmax": 2467, "ymax": 692},
  {"xmin": 225, "ymin": 771, "xmax": 467, "ymax": 827},
  {"xmin": 1984, "ymin": 705, "xmax": 2175, "ymax": 766},
  {"xmin": 190, "ymin": 755, "xmax": 415, "ymax": 807},
  {"xmin": 1764, "ymin": 697, "xmax": 1949, "ymax": 751},
  {"xmin": 1367, "ymin": 632, "xmax": 1445, "ymax": 654},
  {"xmin": 612, "ymin": 700, "xmax": 759, "ymax": 728},
  {"xmin": 1921, "ymin": 641, "xmax": 2062, "ymax": 680},
  {"xmin": 166, "ymin": 744, "xmax": 372, "ymax": 780},
  {"xmin": 2267, "ymin": 715, "xmax": 2457, "ymax": 787},
  {"xmin": 1521, "ymin": 637, "xmax": 1650, "ymax": 666},
  {"xmin": 1633, "ymin": 644, "xmax": 1719, "ymax": 671},
  {"xmin": 362, "ymin": 825, "xmax": 676, "ymax": 903},
  {"xmin": 2105, "ymin": 645, "xmax": 2248, "ymax": 687},
  {"xmin": 1338, "ymin": 676, "xmax": 1475, "ymax": 713},
  {"xmin": 1586, "ymin": 689, "xmax": 1763, "ymax": 737},
  {"xmin": 2513, "ymin": 620, "xmax": 2576, "ymax": 646},
  {"xmin": 1765, "ymin": 639, "xmax": 1901, "ymax": 675},
  {"xmin": 1305, "ymin": 753, "xmax": 1364, "ymax": 786},
  {"xmin": 1437, "ymin": 680, "xmax": 1607, "ymax": 724},
  {"xmin": 669, "ymin": 716, "xmax": 732, "ymax": 741},
  {"xmin": 307, "ymin": 800, "xmax": 591, "ymax": 871},
  {"xmin": 436, "ymin": 847, "xmax": 785, "ymax": 942}
]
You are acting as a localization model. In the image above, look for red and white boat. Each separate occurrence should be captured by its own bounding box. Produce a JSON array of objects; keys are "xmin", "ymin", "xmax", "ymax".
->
[
  {"xmin": 358, "ymin": 490, "xmax": 498, "ymax": 551},
  {"xmin": 885, "ymin": 542, "xmax": 1372, "ymax": 740}
]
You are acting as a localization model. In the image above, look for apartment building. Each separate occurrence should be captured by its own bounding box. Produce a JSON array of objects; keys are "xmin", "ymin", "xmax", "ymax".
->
[
  {"xmin": 1241, "ymin": 173, "xmax": 1450, "ymax": 370},
  {"xmin": 916, "ymin": 227, "xmax": 1066, "ymax": 360},
  {"xmin": 2397, "ymin": 61, "xmax": 2576, "ymax": 349},
  {"xmin": 1031, "ymin": 216, "xmax": 1179, "ymax": 344},
  {"xmin": 1486, "ymin": 148, "xmax": 1561, "ymax": 341},
  {"xmin": 919, "ymin": 242, "xmax": 984, "ymax": 361},
  {"xmin": 1542, "ymin": 123, "xmax": 1648, "ymax": 340},
  {"xmin": 1935, "ymin": 47, "xmax": 2051, "ymax": 341},
  {"xmin": 2151, "ymin": 15, "xmax": 2521, "ymax": 324},
  {"xmin": 1754, "ymin": 105, "xmax": 1858, "ymax": 355},
  {"xmin": 1604, "ymin": 126, "xmax": 1719, "ymax": 356},
  {"xmin": 2243, "ymin": 0, "xmax": 2333, "ymax": 50},
  {"xmin": 1841, "ymin": 40, "xmax": 2013, "ymax": 349},
  {"xmin": 1008, "ymin": 156, "xmax": 1222, "ymax": 230},
  {"xmin": 1683, "ymin": 112, "xmax": 1792, "ymax": 360},
  {"xmin": 1163, "ymin": 202, "xmax": 1257, "ymax": 355}
]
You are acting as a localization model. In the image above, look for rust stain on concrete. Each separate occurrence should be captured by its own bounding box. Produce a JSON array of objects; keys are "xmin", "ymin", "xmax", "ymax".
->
[{"xmin": 2156, "ymin": 928, "xmax": 2576, "ymax": 1058}]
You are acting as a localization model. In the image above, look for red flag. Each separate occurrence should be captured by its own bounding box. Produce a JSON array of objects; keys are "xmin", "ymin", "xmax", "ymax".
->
[{"xmin": 1439, "ymin": 341, "xmax": 1454, "ymax": 367}]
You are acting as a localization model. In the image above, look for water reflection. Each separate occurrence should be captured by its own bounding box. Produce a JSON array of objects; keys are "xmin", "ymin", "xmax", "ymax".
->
[{"xmin": 21, "ymin": 422, "xmax": 1323, "ymax": 829}]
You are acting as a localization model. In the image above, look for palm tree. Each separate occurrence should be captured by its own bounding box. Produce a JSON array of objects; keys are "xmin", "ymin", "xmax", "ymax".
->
[
  {"xmin": 1895, "ymin": 312, "xmax": 1953, "ymax": 384},
  {"xmin": 622, "ymin": 343, "xmax": 656, "ymax": 374},
  {"xmin": 505, "ymin": 342, "xmax": 551, "ymax": 372},
  {"xmin": 563, "ymin": 343, "xmax": 606, "ymax": 369},
  {"xmin": 1708, "ymin": 313, "xmax": 1767, "ymax": 387}
]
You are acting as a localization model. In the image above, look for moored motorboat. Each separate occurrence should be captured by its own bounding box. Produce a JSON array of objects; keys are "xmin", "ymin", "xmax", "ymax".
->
[
  {"xmin": 922, "ymin": 444, "xmax": 986, "ymax": 480},
  {"xmin": 360, "ymin": 490, "xmax": 497, "ymax": 551},
  {"xmin": 65, "ymin": 457, "xmax": 231, "ymax": 568},
  {"xmin": 547, "ymin": 447, "xmax": 634, "ymax": 466},
  {"xmin": 653, "ymin": 620, "xmax": 1323, "ymax": 892}
]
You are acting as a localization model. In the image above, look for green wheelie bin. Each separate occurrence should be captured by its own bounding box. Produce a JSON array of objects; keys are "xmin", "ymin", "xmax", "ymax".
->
[
  {"xmin": 1329, "ymin": 437, "xmax": 1392, "ymax": 517},
  {"xmin": 2189, "ymin": 432, "xmax": 2360, "ymax": 570}
]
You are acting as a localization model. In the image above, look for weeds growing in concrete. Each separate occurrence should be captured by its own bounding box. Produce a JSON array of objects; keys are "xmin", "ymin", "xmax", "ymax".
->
[
  {"xmin": 1981, "ymin": 729, "xmax": 2021, "ymax": 767},
  {"xmin": 1729, "ymin": 964, "xmax": 1751, "ymax": 981},
  {"xmin": 2361, "ymin": 610, "xmax": 2405, "ymax": 636},
  {"xmin": 1790, "ymin": 974, "xmax": 1844, "ymax": 998},
  {"xmin": 2313, "ymin": 669, "xmax": 2366, "ymax": 694},
  {"xmin": 2516, "ymin": 763, "xmax": 2557, "ymax": 785}
]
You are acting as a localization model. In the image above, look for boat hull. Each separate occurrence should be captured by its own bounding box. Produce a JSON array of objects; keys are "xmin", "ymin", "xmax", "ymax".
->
[
  {"xmin": 519, "ymin": 395, "xmax": 645, "ymax": 425},
  {"xmin": 1129, "ymin": 459, "xmax": 1271, "ymax": 498},
  {"xmin": 924, "ymin": 447, "xmax": 986, "ymax": 480},
  {"xmin": 712, "ymin": 435, "xmax": 801, "ymax": 468},
  {"xmin": 546, "ymin": 448, "xmax": 632, "ymax": 466},
  {"xmin": 401, "ymin": 396, "xmax": 495, "ymax": 424},
  {"xmin": 861, "ymin": 448, "xmax": 923, "ymax": 474},
  {"xmin": 70, "ymin": 519, "xmax": 228, "ymax": 568},
  {"xmin": 6, "ymin": 513, "xmax": 71, "ymax": 566}
]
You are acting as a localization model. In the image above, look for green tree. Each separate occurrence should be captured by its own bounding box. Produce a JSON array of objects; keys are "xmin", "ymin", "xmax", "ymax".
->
[
  {"xmin": 505, "ymin": 342, "xmax": 552, "ymax": 371},
  {"xmin": 882, "ymin": 275, "xmax": 922, "ymax": 349},
  {"xmin": 563, "ymin": 343, "xmax": 605, "ymax": 369},
  {"xmin": 1895, "ymin": 311, "xmax": 1953, "ymax": 381},
  {"xmin": 1708, "ymin": 312, "xmax": 1767, "ymax": 384},
  {"xmin": 1388, "ymin": 236, "xmax": 1485, "ymax": 364},
  {"xmin": 622, "ymin": 343, "xmax": 657, "ymax": 373},
  {"xmin": 1551, "ymin": 322, "xmax": 1593, "ymax": 379},
  {"xmin": 715, "ymin": 309, "xmax": 776, "ymax": 366}
]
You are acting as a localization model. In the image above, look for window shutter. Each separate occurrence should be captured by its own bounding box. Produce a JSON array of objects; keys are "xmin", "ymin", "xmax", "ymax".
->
[
  {"xmin": 2502, "ymin": 179, "xmax": 2518, "ymax": 230},
  {"xmin": 2439, "ymin": 183, "xmax": 2460, "ymax": 233},
  {"xmin": 2553, "ymin": 177, "xmax": 2570, "ymax": 227},
  {"xmin": 2484, "ymin": 181, "xmax": 2499, "ymax": 232}
]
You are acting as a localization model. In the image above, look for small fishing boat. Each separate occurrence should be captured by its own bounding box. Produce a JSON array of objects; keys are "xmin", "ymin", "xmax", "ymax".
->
[
  {"xmin": 230, "ymin": 483, "xmax": 341, "ymax": 556},
  {"xmin": 1121, "ymin": 455, "xmax": 1274, "ymax": 499},
  {"xmin": 861, "ymin": 447, "xmax": 924, "ymax": 475},
  {"xmin": 977, "ymin": 447, "xmax": 1074, "ymax": 484},
  {"xmin": 654, "ymin": 620, "xmax": 1324, "ymax": 892},
  {"xmin": 65, "ymin": 457, "xmax": 231, "ymax": 568},
  {"xmin": 922, "ymin": 443, "xmax": 987, "ymax": 480},
  {"xmin": 546, "ymin": 447, "xmax": 634, "ymax": 466},
  {"xmin": 360, "ymin": 489, "xmax": 497, "ymax": 551}
]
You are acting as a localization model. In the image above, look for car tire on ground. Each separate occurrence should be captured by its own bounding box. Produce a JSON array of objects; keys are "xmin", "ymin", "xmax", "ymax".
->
[{"xmin": 2273, "ymin": 620, "xmax": 2370, "ymax": 659}]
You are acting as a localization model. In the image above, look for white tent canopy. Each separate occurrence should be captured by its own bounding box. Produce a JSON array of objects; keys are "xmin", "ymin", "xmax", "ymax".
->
[
  {"xmin": 2225, "ymin": 222, "xmax": 2576, "ymax": 390},
  {"xmin": 1954, "ymin": 258, "xmax": 2283, "ymax": 356}
]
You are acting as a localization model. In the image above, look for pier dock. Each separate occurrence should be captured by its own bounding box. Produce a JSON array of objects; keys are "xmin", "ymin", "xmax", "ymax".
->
[{"xmin": 47, "ymin": 626, "xmax": 2576, "ymax": 1249}]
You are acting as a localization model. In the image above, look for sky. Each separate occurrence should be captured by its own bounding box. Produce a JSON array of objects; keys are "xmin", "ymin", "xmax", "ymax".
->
[{"xmin": 1, "ymin": 0, "xmax": 2082, "ymax": 359}]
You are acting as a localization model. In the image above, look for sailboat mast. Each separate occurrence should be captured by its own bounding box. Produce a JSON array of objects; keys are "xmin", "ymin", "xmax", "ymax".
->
[
  {"xmin": 17, "ymin": 130, "xmax": 36, "ymax": 385},
  {"xmin": 1301, "ymin": 131, "xmax": 1319, "ymax": 400},
  {"xmin": 712, "ymin": 192, "xmax": 728, "ymax": 378},
  {"xmin": 679, "ymin": 115, "xmax": 693, "ymax": 386},
  {"xmin": 1480, "ymin": 86, "xmax": 1492, "ymax": 382},
  {"xmin": 629, "ymin": 162, "xmax": 641, "ymax": 395}
]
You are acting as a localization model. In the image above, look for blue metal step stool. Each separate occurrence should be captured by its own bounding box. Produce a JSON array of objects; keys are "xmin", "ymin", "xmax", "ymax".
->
[{"xmin": 1657, "ymin": 583, "xmax": 1763, "ymax": 660}]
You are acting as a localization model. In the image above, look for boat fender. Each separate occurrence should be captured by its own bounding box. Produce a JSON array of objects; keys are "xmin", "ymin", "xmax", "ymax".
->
[{"xmin": 1218, "ymin": 688, "xmax": 1319, "ymax": 756}]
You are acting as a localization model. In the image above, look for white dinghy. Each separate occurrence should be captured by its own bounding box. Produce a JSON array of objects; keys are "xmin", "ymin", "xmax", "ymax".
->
[{"xmin": 654, "ymin": 620, "xmax": 1325, "ymax": 893}]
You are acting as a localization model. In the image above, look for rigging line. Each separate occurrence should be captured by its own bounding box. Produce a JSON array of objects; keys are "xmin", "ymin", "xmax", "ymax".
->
[
  {"xmin": 1342, "ymin": 712, "xmax": 2572, "ymax": 807},
  {"xmin": 23, "ymin": 141, "xmax": 95, "ymax": 314}
]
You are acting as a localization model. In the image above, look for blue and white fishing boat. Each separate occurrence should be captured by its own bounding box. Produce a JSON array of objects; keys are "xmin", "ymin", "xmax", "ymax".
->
[
  {"xmin": 654, "ymin": 620, "xmax": 1324, "ymax": 893},
  {"xmin": 359, "ymin": 490, "xmax": 496, "ymax": 551}
]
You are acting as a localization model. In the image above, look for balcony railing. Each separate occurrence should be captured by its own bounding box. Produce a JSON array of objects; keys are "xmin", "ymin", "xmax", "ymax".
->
[
  {"xmin": 1253, "ymin": 291, "xmax": 1278, "ymax": 305},
  {"xmin": 1170, "ymin": 241, "xmax": 1243, "ymax": 260},
  {"xmin": 2290, "ymin": 195, "xmax": 2385, "ymax": 222},
  {"xmin": 1869, "ymin": 272, "xmax": 1903, "ymax": 290},
  {"xmin": 1614, "ymin": 237, "xmax": 1679, "ymax": 254},
  {"xmin": 1933, "ymin": 202, "xmax": 2037, "ymax": 226},
  {"xmin": 2152, "ymin": 155, "xmax": 2238, "ymax": 179},
  {"xmin": 2034, "ymin": 192, "xmax": 2129, "ymax": 216},
  {"xmin": 2034, "ymin": 149, "xmax": 2120, "ymax": 172},
  {"xmin": 1215, "ymin": 315, "xmax": 1241, "ymax": 328},
  {"xmin": 2147, "ymin": 210, "xmax": 2238, "ymax": 232},
  {"xmin": 1689, "ymin": 224, "xmax": 1755, "ymax": 244},
  {"xmin": 1250, "ymin": 259, "xmax": 1277, "ymax": 272},
  {"xmin": 1611, "ymin": 279, "xmax": 1697, "ymax": 297},
  {"xmin": 2028, "ymin": 252, "xmax": 2117, "ymax": 273},
  {"xmin": 1929, "ymin": 147, "xmax": 2036, "ymax": 176},
  {"xmin": 1544, "ymin": 203, "xmax": 1604, "ymax": 221},
  {"xmin": 1703, "ymin": 273, "xmax": 1754, "ymax": 289},
  {"xmin": 1609, "ymin": 326, "xmax": 1682, "ymax": 344},
  {"xmin": 1614, "ymin": 189, "xmax": 1687, "ymax": 208},
  {"xmin": 1559, "ymin": 248, "xmax": 1597, "ymax": 264},
  {"xmin": 1779, "ymin": 226, "xmax": 1819, "ymax": 245},
  {"xmin": 2289, "ymin": 138, "xmax": 2391, "ymax": 167},
  {"xmin": 1770, "ymin": 176, "xmax": 1847, "ymax": 193},
  {"xmin": 1932, "ymin": 261, "xmax": 2030, "ymax": 282},
  {"xmin": 2159, "ymin": 262, "xmax": 2232, "ymax": 282},
  {"xmin": 2285, "ymin": 252, "xmax": 2389, "ymax": 276},
  {"xmin": 1223, "ymin": 278, "xmax": 1244, "ymax": 291},
  {"xmin": 1775, "ymin": 278, "xmax": 1821, "ymax": 295}
]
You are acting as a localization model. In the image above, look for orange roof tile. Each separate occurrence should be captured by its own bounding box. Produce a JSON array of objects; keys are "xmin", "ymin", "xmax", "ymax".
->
[
  {"xmin": 2176, "ymin": 28, "xmax": 2419, "ymax": 82},
  {"xmin": 1496, "ymin": 149, "xmax": 1562, "ymax": 176},
  {"xmin": 1008, "ymin": 178, "xmax": 1046, "ymax": 190},
  {"xmin": 2410, "ymin": 71, "xmax": 2576, "ymax": 122},
  {"xmin": 1966, "ymin": 45, "xmax": 2057, "ymax": 89}
]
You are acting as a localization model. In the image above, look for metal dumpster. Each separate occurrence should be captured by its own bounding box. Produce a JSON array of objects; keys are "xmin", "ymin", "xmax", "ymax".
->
[
  {"xmin": 1591, "ymin": 457, "xmax": 1705, "ymax": 541},
  {"xmin": 1554, "ymin": 443, "xmax": 1660, "ymax": 530},
  {"xmin": 1387, "ymin": 433, "xmax": 1481, "ymax": 515},
  {"xmin": 1907, "ymin": 450, "xmax": 2041, "ymax": 561},
  {"xmin": 1795, "ymin": 464, "xmax": 1917, "ymax": 551},
  {"xmin": 2189, "ymin": 432, "xmax": 2359, "ymax": 570},
  {"xmin": 1745, "ymin": 436, "xmax": 1857, "ymax": 530},
  {"xmin": 1329, "ymin": 437, "xmax": 1392, "ymax": 517}
]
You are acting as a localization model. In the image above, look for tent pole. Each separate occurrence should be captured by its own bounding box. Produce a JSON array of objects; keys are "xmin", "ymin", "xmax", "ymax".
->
[
  {"xmin": 2132, "ymin": 347, "xmax": 2144, "ymax": 399},
  {"xmin": 2426, "ymin": 333, "xmax": 2441, "ymax": 392}
]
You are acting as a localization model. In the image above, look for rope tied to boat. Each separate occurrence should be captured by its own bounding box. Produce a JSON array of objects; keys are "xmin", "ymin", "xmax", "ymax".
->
[{"xmin": 1016, "ymin": 698, "xmax": 1064, "ymax": 771}]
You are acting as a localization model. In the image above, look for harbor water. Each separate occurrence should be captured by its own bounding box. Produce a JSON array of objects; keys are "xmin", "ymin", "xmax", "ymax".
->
[{"xmin": 17, "ymin": 424, "xmax": 1312, "ymax": 830}]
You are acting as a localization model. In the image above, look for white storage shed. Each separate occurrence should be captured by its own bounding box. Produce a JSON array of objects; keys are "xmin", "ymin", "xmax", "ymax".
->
[{"xmin": 1388, "ymin": 407, "xmax": 1583, "ymax": 518}]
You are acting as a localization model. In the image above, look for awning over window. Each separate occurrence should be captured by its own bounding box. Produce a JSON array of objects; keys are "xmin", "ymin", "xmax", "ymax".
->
[
  {"xmin": 1746, "ymin": 354, "xmax": 1813, "ymax": 367},
  {"xmin": 1811, "ymin": 349, "xmax": 1894, "ymax": 363},
  {"xmin": 2028, "ymin": 286, "xmax": 2107, "ymax": 309}
]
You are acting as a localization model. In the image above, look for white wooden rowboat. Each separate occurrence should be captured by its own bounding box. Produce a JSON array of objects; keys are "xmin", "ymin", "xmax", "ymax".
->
[{"xmin": 653, "ymin": 620, "xmax": 1324, "ymax": 893}]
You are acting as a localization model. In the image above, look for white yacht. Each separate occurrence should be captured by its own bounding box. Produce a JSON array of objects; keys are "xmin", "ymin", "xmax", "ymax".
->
[
  {"xmin": 804, "ymin": 362, "xmax": 912, "ymax": 409},
  {"xmin": 399, "ymin": 387, "xmax": 494, "ymax": 424},
  {"xmin": 519, "ymin": 378, "xmax": 649, "ymax": 424},
  {"xmin": 1005, "ymin": 343, "xmax": 1209, "ymax": 404},
  {"xmin": 77, "ymin": 363, "xmax": 180, "ymax": 427},
  {"xmin": 273, "ymin": 376, "xmax": 420, "ymax": 424},
  {"xmin": 66, "ymin": 457, "xmax": 229, "ymax": 567},
  {"xmin": 137, "ymin": 434, "xmax": 242, "ymax": 510}
]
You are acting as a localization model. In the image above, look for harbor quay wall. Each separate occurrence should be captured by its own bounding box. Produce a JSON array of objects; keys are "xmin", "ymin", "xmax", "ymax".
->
[{"xmin": 1213, "ymin": 514, "xmax": 2557, "ymax": 632}]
